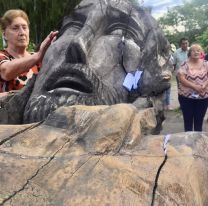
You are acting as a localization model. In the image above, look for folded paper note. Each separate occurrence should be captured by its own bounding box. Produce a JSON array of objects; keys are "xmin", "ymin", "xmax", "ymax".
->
[{"xmin": 123, "ymin": 70, "xmax": 143, "ymax": 91}]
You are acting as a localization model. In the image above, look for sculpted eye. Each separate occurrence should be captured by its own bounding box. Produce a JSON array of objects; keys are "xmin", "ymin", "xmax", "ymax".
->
[
  {"xmin": 70, "ymin": 22, "xmax": 83, "ymax": 30},
  {"xmin": 57, "ymin": 21, "xmax": 84, "ymax": 38},
  {"xmin": 106, "ymin": 24, "xmax": 138, "ymax": 43},
  {"xmin": 110, "ymin": 29, "xmax": 123, "ymax": 36}
]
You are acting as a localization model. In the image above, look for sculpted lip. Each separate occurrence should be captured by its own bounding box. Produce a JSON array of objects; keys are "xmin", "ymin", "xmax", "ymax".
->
[{"xmin": 47, "ymin": 73, "xmax": 93, "ymax": 94}]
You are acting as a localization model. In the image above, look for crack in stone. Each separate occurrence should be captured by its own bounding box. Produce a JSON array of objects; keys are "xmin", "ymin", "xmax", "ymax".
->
[
  {"xmin": 66, "ymin": 156, "xmax": 93, "ymax": 180},
  {"xmin": 0, "ymin": 150, "xmax": 89, "ymax": 160},
  {"xmin": 0, "ymin": 134, "xmax": 70, "ymax": 206},
  {"xmin": 114, "ymin": 110, "xmax": 137, "ymax": 155},
  {"xmin": 0, "ymin": 121, "xmax": 44, "ymax": 146},
  {"xmin": 0, "ymin": 150, "xmax": 51, "ymax": 160},
  {"xmin": 1, "ymin": 149, "xmax": 203, "ymax": 162},
  {"xmin": 155, "ymin": 188, "xmax": 180, "ymax": 206},
  {"xmin": 62, "ymin": 154, "xmax": 103, "ymax": 183}
]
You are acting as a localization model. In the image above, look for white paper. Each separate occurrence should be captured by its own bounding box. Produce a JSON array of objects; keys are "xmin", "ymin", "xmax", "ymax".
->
[
  {"xmin": 133, "ymin": 70, "xmax": 143, "ymax": 89},
  {"xmin": 122, "ymin": 73, "xmax": 134, "ymax": 91},
  {"xmin": 123, "ymin": 70, "xmax": 143, "ymax": 91}
]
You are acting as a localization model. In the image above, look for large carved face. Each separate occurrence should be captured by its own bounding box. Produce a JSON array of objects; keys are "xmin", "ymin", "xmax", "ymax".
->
[{"xmin": 23, "ymin": 0, "xmax": 171, "ymax": 123}]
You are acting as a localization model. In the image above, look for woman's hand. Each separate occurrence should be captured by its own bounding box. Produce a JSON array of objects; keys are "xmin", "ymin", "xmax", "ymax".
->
[
  {"xmin": 194, "ymin": 84, "xmax": 204, "ymax": 94},
  {"xmin": 178, "ymin": 72, "xmax": 206, "ymax": 94},
  {"xmin": 37, "ymin": 31, "xmax": 58, "ymax": 62},
  {"xmin": 201, "ymin": 81, "xmax": 208, "ymax": 90}
]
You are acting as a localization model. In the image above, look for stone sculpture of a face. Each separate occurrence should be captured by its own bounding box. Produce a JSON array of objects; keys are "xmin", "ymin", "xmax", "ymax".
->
[{"xmin": 23, "ymin": 0, "xmax": 171, "ymax": 123}]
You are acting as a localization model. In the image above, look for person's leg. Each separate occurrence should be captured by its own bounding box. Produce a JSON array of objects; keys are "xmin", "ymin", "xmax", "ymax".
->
[
  {"xmin": 163, "ymin": 91, "xmax": 167, "ymax": 109},
  {"xmin": 178, "ymin": 95, "xmax": 194, "ymax": 131},
  {"xmin": 166, "ymin": 87, "xmax": 171, "ymax": 107},
  {"xmin": 163, "ymin": 88, "xmax": 171, "ymax": 110},
  {"xmin": 193, "ymin": 98, "xmax": 208, "ymax": 131}
]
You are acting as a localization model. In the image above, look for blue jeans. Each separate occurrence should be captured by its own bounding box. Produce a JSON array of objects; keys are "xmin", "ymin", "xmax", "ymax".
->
[
  {"xmin": 163, "ymin": 88, "xmax": 171, "ymax": 106},
  {"xmin": 178, "ymin": 95, "xmax": 208, "ymax": 131}
]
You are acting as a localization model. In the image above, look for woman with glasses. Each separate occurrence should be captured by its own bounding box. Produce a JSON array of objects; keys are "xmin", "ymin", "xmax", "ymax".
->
[
  {"xmin": 177, "ymin": 44, "xmax": 208, "ymax": 131},
  {"xmin": 0, "ymin": 9, "xmax": 57, "ymax": 97}
]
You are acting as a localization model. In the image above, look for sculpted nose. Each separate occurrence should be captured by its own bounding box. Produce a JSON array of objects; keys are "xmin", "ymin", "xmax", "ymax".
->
[
  {"xmin": 66, "ymin": 24, "xmax": 95, "ymax": 64},
  {"xmin": 66, "ymin": 38, "xmax": 87, "ymax": 64}
]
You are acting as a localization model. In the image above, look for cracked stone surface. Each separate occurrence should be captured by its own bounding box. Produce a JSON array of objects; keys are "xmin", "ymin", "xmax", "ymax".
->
[{"xmin": 0, "ymin": 104, "xmax": 208, "ymax": 205}]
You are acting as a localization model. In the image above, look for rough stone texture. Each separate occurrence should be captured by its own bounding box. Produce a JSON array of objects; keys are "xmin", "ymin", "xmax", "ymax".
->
[
  {"xmin": 0, "ymin": 104, "xmax": 208, "ymax": 205},
  {"xmin": 0, "ymin": 76, "xmax": 36, "ymax": 124}
]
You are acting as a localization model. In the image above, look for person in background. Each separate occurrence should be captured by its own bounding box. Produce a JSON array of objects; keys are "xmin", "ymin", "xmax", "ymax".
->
[
  {"xmin": 0, "ymin": 9, "xmax": 58, "ymax": 97},
  {"xmin": 163, "ymin": 43, "xmax": 176, "ymax": 110},
  {"xmin": 177, "ymin": 44, "xmax": 208, "ymax": 131},
  {"xmin": 173, "ymin": 37, "xmax": 189, "ymax": 73}
]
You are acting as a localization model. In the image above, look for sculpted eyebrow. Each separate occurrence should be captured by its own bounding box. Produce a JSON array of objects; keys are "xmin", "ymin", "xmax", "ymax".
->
[
  {"xmin": 57, "ymin": 12, "xmax": 86, "ymax": 38},
  {"xmin": 105, "ymin": 8, "xmax": 143, "ymax": 45},
  {"xmin": 76, "ymin": 2, "xmax": 93, "ymax": 11},
  {"xmin": 106, "ymin": 7, "xmax": 142, "ymax": 36}
]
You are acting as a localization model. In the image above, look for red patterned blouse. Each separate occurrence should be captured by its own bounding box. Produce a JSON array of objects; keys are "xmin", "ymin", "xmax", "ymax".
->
[{"xmin": 0, "ymin": 50, "xmax": 40, "ymax": 92}]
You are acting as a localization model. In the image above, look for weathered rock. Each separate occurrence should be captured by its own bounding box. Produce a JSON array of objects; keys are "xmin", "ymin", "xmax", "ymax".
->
[
  {"xmin": 0, "ymin": 104, "xmax": 208, "ymax": 205},
  {"xmin": 0, "ymin": 75, "xmax": 36, "ymax": 124}
]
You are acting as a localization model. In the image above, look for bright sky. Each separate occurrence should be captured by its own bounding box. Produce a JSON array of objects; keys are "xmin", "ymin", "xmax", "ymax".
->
[{"xmin": 142, "ymin": 0, "xmax": 184, "ymax": 19}]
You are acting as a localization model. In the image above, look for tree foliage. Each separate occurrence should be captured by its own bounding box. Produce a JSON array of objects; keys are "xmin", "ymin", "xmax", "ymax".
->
[
  {"xmin": 158, "ymin": 0, "xmax": 208, "ymax": 50},
  {"xmin": 196, "ymin": 28, "xmax": 208, "ymax": 53},
  {"xmin": 0, "ymin": 0, "xmax": 81, "ymax": 47}
]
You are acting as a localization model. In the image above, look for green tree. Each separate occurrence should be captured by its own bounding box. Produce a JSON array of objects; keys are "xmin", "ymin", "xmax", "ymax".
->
[
  {"xmin": 196, "ymin": 29, "xmax": 208, "ymax": 53},
  {"xmin": 0, "ymin": 0, "xmax": 81, "ymax": 47},
  {"xmin": 158, "ymin": 0, "xmax": 208, "ymax": 47}
]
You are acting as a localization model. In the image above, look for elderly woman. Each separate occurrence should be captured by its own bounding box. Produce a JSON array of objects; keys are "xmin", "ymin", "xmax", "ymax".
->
[
  {"xmin": 0, "ymin": 9, "xmax": 57, "ymax": 96},
  {"xmin": 177, "ymin": 44, "xmax": 208, "ymax": 131}
]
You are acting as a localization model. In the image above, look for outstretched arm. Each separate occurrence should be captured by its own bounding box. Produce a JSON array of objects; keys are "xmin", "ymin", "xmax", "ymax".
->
[{"xmin": 0, "ymin": 31, "xmax": 58, "ymax": 81}]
